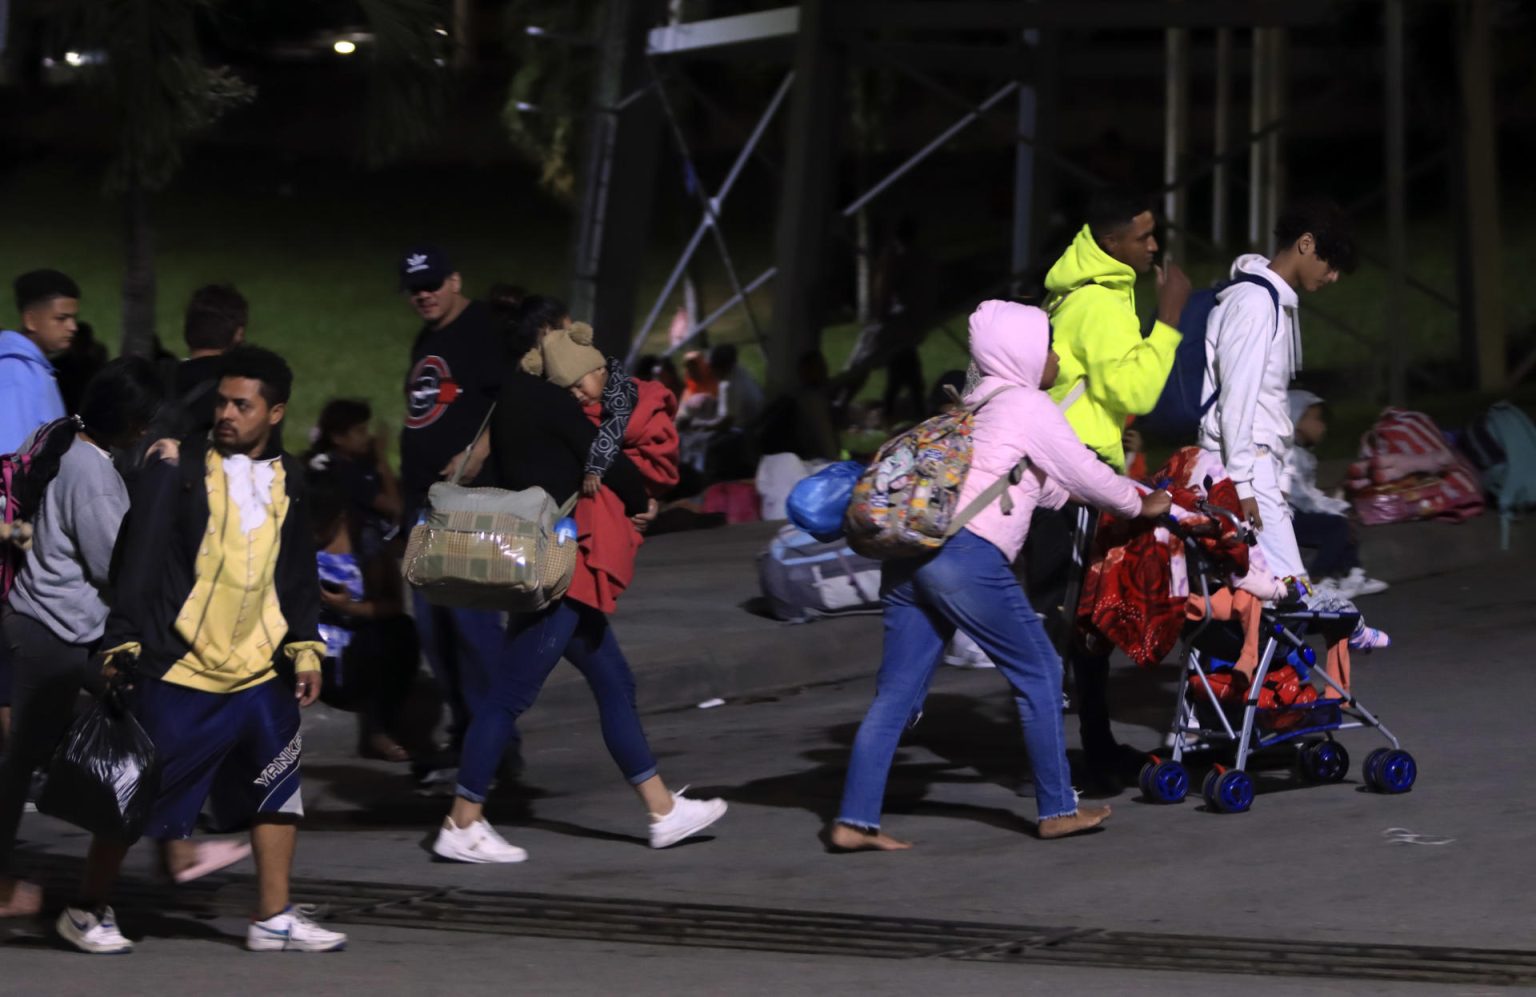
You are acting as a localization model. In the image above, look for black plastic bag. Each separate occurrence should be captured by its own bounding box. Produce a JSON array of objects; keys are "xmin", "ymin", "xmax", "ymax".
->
[{"xmin": 36, "ymin": 687, "xmax": 161, "ymax": 843}]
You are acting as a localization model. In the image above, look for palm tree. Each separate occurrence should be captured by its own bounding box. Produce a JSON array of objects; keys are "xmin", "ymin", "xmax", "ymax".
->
[{"xmin": 21, "ymin": 0, "xmax": 445, "ymax": 357}]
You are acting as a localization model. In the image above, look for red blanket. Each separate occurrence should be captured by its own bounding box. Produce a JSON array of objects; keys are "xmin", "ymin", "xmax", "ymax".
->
[
  {"xmin": 568, "ymin": 379, "xmax": 680, "ymax": 613},
  {"xmin": 1075, "ymin": 448, "xmax": 1251, "ymax": 667}
]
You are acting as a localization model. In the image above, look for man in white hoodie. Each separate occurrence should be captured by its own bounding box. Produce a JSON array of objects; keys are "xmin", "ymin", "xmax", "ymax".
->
[{"xmin": 1199, "ymin": 199, "xmax": 1357, "ymax": 582}]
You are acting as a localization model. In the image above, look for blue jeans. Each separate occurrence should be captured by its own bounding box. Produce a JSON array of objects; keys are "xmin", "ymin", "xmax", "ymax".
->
[
  {"xmin": 837, "ymin": 529, "xmax": 1078, "ymax": 828},
  {"xmin": 411, "ymin": 592, "xmax": 505, "ymax": 751},
  {"xmin": 456, "ymin": 599, "xmax": 658, "ymax": 803}
]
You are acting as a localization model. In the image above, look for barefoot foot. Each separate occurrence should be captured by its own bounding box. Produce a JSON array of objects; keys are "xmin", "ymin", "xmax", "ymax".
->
[
  {"xmin": 827, "ymin": 823, "xmax": 912, "ymax": 852},
  {"xmin": 0, "ymin": 878, "xmax": 42, "ymax": 918},
  {"xmin": 1038, "ymin": 804, "xmax": 1112, "ymax": 840}
]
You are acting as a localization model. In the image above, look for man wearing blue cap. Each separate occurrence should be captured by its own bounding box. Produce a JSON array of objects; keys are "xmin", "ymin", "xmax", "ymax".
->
[{"xmin": 396, "ymin": 246, "xmax": 510, "ymax": 781}]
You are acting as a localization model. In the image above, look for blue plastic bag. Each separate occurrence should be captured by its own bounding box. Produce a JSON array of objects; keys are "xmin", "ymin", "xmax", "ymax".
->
[{"xmin": 786, "ymin": 460, "xmax": 863, "ymax": 541}]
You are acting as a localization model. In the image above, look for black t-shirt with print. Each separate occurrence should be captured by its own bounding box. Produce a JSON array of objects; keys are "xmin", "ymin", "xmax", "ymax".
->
[{"xmin": 399, "ymin": 299, "xmax": 503, "ymax": 525}]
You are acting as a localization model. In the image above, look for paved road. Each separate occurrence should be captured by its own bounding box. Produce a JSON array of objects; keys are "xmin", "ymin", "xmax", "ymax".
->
[{"xmin": 4, "ymin": 556, "xmax": 1533, "ymax": 994}]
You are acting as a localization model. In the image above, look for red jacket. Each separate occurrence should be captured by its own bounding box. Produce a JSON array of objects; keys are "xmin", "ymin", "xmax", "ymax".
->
[{"xmin": 567, "ymin": 379, "xmax": 679, "ymax": 613}]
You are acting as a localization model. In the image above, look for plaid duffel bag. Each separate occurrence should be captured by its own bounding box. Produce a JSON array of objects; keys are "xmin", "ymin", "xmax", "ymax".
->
[{"xmin": 404, "ymin": 480, "xmax": 578, "ymax": 613}]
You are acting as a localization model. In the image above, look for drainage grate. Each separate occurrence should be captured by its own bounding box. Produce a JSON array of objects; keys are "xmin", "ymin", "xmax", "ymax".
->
[{"xmin": 18, "ymin": 860, "xmax": 1536, "ymax": 987}]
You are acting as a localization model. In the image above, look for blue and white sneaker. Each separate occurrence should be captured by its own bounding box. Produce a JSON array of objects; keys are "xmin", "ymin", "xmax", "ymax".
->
[
  {"xmin": 56, "ymin": 906, "xmax": 133, "ymax": 954},
  {"xmin": 246, "ymin": 905, "xmax": 347, "ymax": 952}
]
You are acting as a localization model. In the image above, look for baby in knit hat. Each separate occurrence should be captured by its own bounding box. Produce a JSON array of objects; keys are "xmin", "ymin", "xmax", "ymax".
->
[{"xmin": 521, "ymin": 322, "xmax": 639, "ymax": 497}]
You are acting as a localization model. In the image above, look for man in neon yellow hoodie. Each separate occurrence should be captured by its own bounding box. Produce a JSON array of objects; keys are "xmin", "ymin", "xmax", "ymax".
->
[
  {"xmin": 1033, "ymin": 191, "xmax": 1190, "ymax": 789},
  {"xmin": 1043, "ymin": 191, "xmax": 1191, "ymax": 467}
]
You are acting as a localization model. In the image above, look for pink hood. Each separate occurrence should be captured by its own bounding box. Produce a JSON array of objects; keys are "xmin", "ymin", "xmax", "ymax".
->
[
  {"xmin": 965, "ymin": 299, "xmax": 1049, "ymax": 399},
  {"xmin": 955, "ymin": 300, "xmax": 1142, "ymax": 562}
]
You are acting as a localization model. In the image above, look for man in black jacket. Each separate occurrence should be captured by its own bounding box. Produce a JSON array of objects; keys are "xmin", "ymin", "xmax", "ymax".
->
[{"xmin": 57, "ymin": 347, "xmax": 346, "ymax": 955}]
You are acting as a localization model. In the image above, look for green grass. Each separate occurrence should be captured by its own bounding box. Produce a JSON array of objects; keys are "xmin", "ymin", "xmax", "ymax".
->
[
  {"xmin": 4, "ymin": 153, "xmax": 1532, "ymax": 467},
  {"xmin": 0, "ymin": 156, "xmax": 575, "ymax": 455}
]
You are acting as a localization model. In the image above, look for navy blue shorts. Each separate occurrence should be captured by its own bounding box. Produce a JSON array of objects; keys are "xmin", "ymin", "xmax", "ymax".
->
[{"xmin": 132, "ymin": 675, "xmax": 303, "ymax": 840}]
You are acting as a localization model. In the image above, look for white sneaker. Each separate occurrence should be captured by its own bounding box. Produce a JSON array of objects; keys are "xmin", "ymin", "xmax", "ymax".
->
[
  {"xmin": 649, "ymin": 790, "xmax": 728, "ymax": 849},
  {"xmin": 246, "ymin": 905, "xmax": 348, "ymax": 952},
  {"xmin": 942, "ymin": 632, "xmax": 996, "ymax": 669},
  {"xmin": 56, "ymin": 906, "xmax": 133, "ymax": 954},
  {"xmin": 1340, "ymin": 568, "xmax": 1389, "ymax": 598},
  {"xmin": 432, "ymin": 817, "xmax": 528, "ymax": 864}
]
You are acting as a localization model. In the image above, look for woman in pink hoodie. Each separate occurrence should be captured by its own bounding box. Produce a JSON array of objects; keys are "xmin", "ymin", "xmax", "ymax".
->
[{"xmin": 832, "ymin": 301, "xmax": 1171, "ymax": 850}]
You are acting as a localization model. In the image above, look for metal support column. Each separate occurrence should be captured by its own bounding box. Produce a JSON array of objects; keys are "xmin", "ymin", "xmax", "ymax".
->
[
  {"xmin": 1163, "ymin": 28, "xmax": 1189, "ymax": 256},
  {"xmin": 769, "ymin": 0, "xmax": 844, "ymax": 395},
  {"xmin": 1010, "ymin": 30, "xmax": 1040, "ymax": 293},
  {"xmin": 1385, "ymin": 0, "xmax": 1408, "ymax": 405},
  {"xmin": 570, "ymin": 0, "xmax": 666, "ymax": 358},
  {"xmin": 1211, "ymin": 27, "xmax": 1232, "ymax": 247},
  {"xmin": 1265, "ymin": 28, "xmax": 1287, "ymax": 247},
  {"xmin": 1455, "ymin": 0, "xmax": 1506, "ymax": 391},
  {"xmin": 1248, "ymin": 28, "xmax": 1269, "ymax": 249}
]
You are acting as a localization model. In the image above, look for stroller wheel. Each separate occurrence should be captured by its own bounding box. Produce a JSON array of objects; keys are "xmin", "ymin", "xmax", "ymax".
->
[
  {"xmin": 1364, "ymin": 748, "xmax": 1417, "ymax": 794},
  {"xmin": 1203, "ymin": 769, "xmax": 1254, "ymax": 814},
  {"xmin": 1140, "ymin": 759, "xmax": 1190, "ymax": 804},
  {"xmin": 1299, "ymin": 741, "xmax": 1350, "ymax": 784}
]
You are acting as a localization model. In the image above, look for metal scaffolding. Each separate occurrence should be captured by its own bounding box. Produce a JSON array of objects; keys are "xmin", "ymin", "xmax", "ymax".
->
[{"xmin": 573, "ymin": 0, "xmax": 1509, "ymax": 401}]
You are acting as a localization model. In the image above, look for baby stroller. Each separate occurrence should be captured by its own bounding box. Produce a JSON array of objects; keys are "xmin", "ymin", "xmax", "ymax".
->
[{"xmin": 1137, "ymin": 490, "xmax": 1418, "ymax": 814}]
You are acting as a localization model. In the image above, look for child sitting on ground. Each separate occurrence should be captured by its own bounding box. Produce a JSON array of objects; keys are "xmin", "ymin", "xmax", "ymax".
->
[{"xmin": 1285, "ymin": 390, "xmax": 1388, "ymax": 599}]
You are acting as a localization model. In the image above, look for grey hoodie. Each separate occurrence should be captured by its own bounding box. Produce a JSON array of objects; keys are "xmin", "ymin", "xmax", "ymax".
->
[{"xmin": 8, "ymin": 436, "xmax": 130, "ymax": 644}]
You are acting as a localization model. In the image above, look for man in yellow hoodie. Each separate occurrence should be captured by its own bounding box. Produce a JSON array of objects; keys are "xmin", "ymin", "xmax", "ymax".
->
[
  {"xmin": 1044, "ymin": 190, "xmax": 1190, "ymax": 465},
  {"xmin": 1033, "ymin": 191, "xmax": 1190, "ymax": 789}
]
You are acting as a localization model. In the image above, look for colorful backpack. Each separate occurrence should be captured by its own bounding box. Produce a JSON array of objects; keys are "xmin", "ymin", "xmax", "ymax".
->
[
  {"xmin": 845, "ymin": 384, "xmax": 1086, "ymax": 560},
  {"xmin": 1, "ymin": 416, "xmax": 80, "ymax": 599}
]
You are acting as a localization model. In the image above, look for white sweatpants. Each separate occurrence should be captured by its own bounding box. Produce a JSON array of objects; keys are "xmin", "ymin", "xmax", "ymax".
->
[{"xmin": 1251, "ymin": 448, "xmax": 1307, "ymax": 580}]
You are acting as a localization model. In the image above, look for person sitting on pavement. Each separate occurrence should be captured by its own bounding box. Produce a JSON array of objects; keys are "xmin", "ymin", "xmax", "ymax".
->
[
  {"xmin": 636, "ymin": 353, "xmax": 685, "ymax": 399},
  {"xmin": 59, "ymin": 346, "xmax": 345, "ymax": 955},
  {"xmin": 829, "ymin": 300, "xmax": 1172, "ymax": 852},
  {"xmin": 677, "ymin": 343, "xmax": 763, "ymax": 480},
  {"xmin": 676, "ymin": 350, "xmax": 721, "ymax": 475},
  {"xmin": 308, "ymin": 470, "xmax": 420, "ymax": 764},
  {"xmin": 305, "ymin": 398, "xmax": 402, "ymax": 559},
  {"xmin": 1286, "ymin": 390, "xmax": 1387, "ymax": 600},
  {"xmin": 757, "ymin": 350, "xmax": 842, "ymax": 464},
  {"xmin": 432, "ymin": 323, "xmax": 725, "ymax": 864}
]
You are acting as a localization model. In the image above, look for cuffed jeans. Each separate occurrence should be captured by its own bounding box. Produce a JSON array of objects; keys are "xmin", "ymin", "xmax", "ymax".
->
[
  {"xmin": 456, "ymin": 599, "xmax": 657, "ymax": 803},
  {"xmin": 411, "ymin": 592, "xmax": 505, "ymax": 752},
  {"xmin": 837, "ymin": 529, "xmax": 1078, "ymax": 828}
]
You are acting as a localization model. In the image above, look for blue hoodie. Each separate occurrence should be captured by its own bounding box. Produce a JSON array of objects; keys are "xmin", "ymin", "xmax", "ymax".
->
[{"xmin": 0, "ymin": 328, "xmax": 67, "ymax": 454}]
